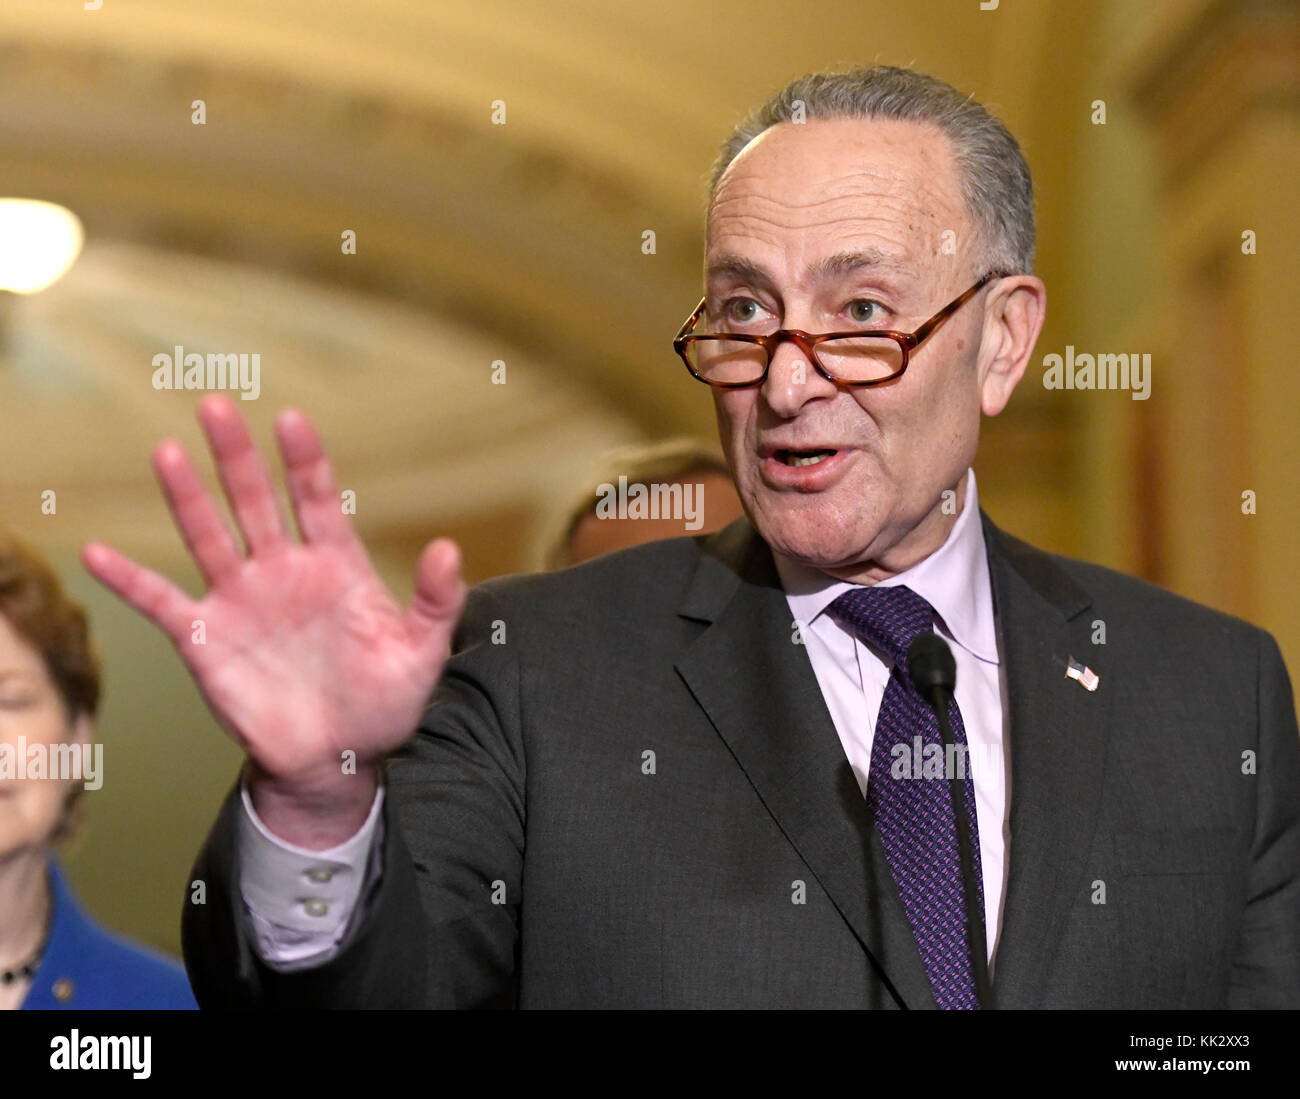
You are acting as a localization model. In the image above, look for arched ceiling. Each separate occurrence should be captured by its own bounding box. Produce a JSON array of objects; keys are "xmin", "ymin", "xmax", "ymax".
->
[
  {"xmin": 0, "ymin": 241, "xmax": 636, "ymax": 565},
  {"xmin": 0, "ymin": 0, "xmax": 1106, "ymax": 574}
]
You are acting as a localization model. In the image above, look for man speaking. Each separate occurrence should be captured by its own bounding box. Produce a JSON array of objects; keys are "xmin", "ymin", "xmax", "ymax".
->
[{"xmin": 85, "ymin": 66, "xmax": 1300, "ymax": 1009}]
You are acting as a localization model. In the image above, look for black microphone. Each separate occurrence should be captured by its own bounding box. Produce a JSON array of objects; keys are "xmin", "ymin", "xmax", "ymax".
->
[{"xmin": 908, "ymin": 632, "xmax": 992, "ymax": 1009}]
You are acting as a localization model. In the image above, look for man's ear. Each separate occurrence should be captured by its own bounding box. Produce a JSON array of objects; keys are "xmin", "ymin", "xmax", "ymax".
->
[{"xmin": 977, "ymin": 275, "xmax": 1046, "ymax": 417}]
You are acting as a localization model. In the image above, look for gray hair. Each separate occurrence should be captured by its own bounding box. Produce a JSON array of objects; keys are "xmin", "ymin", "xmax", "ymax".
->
[{"xmin": 709, "ymin": 66, "xmax": 1035, "ymax": 275}]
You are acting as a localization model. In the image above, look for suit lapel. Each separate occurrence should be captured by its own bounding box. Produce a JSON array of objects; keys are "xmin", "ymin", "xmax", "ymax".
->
[
  {"xmin": 674, "ymin": 519, "xmax": 936, "ymax": 1009},
  {"xmin": 980, "ymin": 515, "xmax": 1114, "ymax": 1008}
]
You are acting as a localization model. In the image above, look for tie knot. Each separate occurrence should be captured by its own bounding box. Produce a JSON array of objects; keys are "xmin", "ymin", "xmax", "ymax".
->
[{"xmin": 828, "ymin": 583, "xmax": 935, "ymax": 667}]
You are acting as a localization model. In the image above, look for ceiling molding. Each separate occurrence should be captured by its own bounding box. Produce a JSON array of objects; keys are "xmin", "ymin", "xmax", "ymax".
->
[{"xmin": 0, "ymin": 38, "xmax": 711, "ymax": 437}]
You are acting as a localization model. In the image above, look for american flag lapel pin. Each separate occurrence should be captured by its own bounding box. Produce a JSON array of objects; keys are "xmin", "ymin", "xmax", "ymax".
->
[{"xmin": 1065, "ymin": 656, "xmax": 1100, "ymax": 692}]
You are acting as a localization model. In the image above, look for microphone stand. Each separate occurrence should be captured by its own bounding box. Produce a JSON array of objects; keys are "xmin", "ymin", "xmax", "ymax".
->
[{"xmin": 909, "ymin": 634, "xmax": 993, "ymax": 1010}]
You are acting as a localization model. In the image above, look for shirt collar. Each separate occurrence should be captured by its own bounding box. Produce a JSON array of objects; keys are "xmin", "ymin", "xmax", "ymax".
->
[{"xmin": 773, "ymin": 468, "xmax": 999, "ymax": 664}]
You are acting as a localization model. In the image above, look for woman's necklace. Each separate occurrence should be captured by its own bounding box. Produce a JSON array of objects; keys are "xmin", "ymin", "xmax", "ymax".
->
[
  {"xmin": 2, "ymin": 887, "xmax": 51, "ymax": 985},
  {"xmin": 0, "ymin": 941, "xmax": 44, "ymax": 985}
]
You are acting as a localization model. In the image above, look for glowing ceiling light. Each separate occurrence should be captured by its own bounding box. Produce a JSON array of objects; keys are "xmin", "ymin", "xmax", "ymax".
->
[{"xmin": 0, "ymin": 199, "xmax": 85, "ymax": 294}]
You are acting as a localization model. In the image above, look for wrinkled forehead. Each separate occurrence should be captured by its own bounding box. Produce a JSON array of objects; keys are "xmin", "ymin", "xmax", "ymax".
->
[{"xmin": 705, "ymin": 118, "xmax": 969, "ymax": 279}]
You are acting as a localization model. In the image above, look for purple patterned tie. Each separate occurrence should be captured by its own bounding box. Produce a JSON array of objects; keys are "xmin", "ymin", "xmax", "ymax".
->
[{"xmin": 828, "ymin": 584, "xmax": 984, "ymax": 1010}]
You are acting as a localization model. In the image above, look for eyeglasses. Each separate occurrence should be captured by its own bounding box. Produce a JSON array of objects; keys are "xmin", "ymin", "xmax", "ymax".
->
[{"xmin": 673, "ymin": 272, "xmax": 1007, "ymax": 389}]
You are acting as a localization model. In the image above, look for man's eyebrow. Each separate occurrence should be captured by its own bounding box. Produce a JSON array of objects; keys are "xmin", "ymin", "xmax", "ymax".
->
[
  {"xmin": 705, "ymin": 253, "xmax": 772, "ymax": 288},
  {"xmin": 705, "ymin": 248, "xmax": 913, "ymax": 288},
  {"xmin": 809, "ymin": 249, "xmax": 913, "ymax": 282}
]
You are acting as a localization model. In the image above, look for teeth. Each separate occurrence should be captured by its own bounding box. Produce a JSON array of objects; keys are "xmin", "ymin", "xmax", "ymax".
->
[{"xmin": 782, "ymin": 450, "xmax": 834, "ymax": 467}]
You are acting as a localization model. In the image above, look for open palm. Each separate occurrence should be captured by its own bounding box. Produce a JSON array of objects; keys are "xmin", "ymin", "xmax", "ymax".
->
[{"xmin": 83, "ymin": 395, "xmax": 466, "ymax": 801}]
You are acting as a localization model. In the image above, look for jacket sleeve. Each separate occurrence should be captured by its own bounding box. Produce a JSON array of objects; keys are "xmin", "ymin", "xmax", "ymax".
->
[
  {"xmin": 180, "ymin": 582, "xmax": 526, "ymax": 1008},
  {"xmin": 1228, "ymin": 629, "xmax": 1300, "ymax": 1007}
]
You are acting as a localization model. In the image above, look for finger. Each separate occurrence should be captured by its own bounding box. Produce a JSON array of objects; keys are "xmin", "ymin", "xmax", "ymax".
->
[
  {"xmin": 274, "ymin": 407, "xmax": 359, "ymax": 549},
  {"xmin": 197, "ymin": 394, "xmax": 288, "ymax": 555},
  {"xmin": 152, "ymin": 439, "xmax": 243, "ymax": 586},
  {"xmin": 405, "ymin": 538, "xmax": 467, "ymax": 655},
  {"xmin": 81, "ymin": 542, "xmax": 197, "ymax": 647}
]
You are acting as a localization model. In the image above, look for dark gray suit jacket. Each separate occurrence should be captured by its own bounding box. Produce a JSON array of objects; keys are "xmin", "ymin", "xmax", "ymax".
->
[{"xmin": 182, "ymin": 513, "xmax": 1300, "ymax": 1008}]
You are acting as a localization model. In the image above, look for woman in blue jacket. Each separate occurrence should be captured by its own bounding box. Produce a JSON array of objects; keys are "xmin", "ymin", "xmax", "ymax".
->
[{"xmin": 0, "ymin": 535, "xmax": 196, "ymax": 1010}]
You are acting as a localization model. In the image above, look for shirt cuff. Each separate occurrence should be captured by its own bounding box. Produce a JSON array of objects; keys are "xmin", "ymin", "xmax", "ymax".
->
[{"xmin": 237, "ymin": 777, "xmax": 385, "ymax": 966}]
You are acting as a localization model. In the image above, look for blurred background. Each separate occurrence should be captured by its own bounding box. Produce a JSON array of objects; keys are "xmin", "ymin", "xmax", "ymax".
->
[{"xmin": 0, "ymin": 0, "xmax": 1294, "ymax": 958}]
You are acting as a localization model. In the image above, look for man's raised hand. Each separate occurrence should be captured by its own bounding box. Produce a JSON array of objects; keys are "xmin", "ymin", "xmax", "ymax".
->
[{"xmin": 83, "ymin": 395, "xmax": 466, "ymax": 847}]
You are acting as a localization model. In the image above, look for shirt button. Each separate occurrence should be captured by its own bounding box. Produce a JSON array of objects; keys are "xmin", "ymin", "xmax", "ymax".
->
[
  {"xmin": 53, "ymin": 977, "xmax": 75, "ymax": 1003},
  {"xmin": 305, "ymin": 867, "xmax": 334, "ymax": 884},
  {"xmin": 303, "ymin": 899, "xmax": 329, "ymax": 918}
]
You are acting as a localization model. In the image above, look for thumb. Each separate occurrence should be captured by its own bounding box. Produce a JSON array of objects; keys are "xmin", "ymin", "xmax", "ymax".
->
[{"xmin": 405, "ymin": 537, "xmax": 467, "ymax": 652}]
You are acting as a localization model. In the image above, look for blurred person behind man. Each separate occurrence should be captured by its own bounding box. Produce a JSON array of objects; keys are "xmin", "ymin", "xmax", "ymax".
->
[
  {"xmin": 544, "ymin": 438, "xmax": 745, "ymax": 569},
  {"xmin": 0, "ymin": 535, "xmax": 196, "ymax": 1010}
]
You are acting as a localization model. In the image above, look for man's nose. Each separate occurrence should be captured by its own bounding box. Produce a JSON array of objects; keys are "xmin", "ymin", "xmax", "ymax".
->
[{"xmin": 761, "ymin": 337, "xmax": 836, "ymax": 416}]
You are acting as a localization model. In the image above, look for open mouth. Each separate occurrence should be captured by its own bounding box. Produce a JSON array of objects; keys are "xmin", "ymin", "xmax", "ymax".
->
[{"xmin": 775, "ymin": 448, "xmax": 838, "ymax": 467}]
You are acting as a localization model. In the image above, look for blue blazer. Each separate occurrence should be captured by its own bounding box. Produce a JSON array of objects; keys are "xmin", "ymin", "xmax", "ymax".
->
[{"xmin": 21, "ymin": 858, "xmax": 197, "ymax": 1010}]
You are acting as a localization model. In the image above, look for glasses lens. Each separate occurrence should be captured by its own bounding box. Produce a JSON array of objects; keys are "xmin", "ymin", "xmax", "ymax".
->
[
  {"xmin": 816, "ymin": 336, "xmax": 904, "ymax": 383},
  {"xmin": 685, "ymin": 338, "xmax": 768, "ymax": 385}
]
